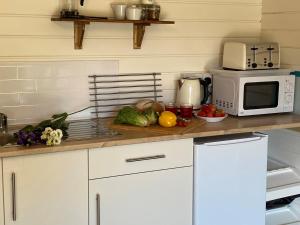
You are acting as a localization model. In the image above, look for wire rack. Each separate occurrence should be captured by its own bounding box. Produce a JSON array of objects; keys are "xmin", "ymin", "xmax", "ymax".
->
[{"xmin": 89, "ymin": 72, "xmax": 163, "ymax": 118}]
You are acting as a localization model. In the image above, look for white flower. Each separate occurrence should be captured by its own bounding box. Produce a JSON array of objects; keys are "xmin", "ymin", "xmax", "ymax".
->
[
  {"xmin": 50, "ymin": 130, "xmax": 58, "ymax": 138},
  {"xmin": 46, "ymin": 138, "xmax": 53, "ymax": 146},
  {"xmin": 53, "ymin": 137, "xmax": 61, "ymax": 145},
  {"xmin": 41, "ymin": 134, "xmax": 47, "ymax": 140},
  {"xmin": 41, "ymin": 128, "xmax": 63, "ymax": 146},
  {"xmin": 44, "ymin": 127, "xmax": 53, "ymax": 134},
  {"xmin": 56, "ymin": 129, "xmax": 63, "ymax": 139}
]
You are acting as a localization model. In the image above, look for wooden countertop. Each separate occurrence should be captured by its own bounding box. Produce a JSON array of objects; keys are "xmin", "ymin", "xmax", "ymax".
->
[{"xmin": 1, "ymin": 113, "xmax": 300, "ymax": 158}]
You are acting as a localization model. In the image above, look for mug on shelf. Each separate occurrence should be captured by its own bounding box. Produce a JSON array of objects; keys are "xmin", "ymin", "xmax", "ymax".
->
[{"xmin": 111, "ymin": 3, "xmax": 127, "ymax": 20}]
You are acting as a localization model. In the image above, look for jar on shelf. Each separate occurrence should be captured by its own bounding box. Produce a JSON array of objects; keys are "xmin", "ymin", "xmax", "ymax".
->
[
  {"xmin": 141, "ymin": 0, "xmax": 155, "ymax": 4},
  {"xmin": 60, "ymin": 0, "xmax": 79, "ymax": 18},
  {"xmin": 126, "ymin": 4, "xmax": 143, "ymax": 20},
  {"xmin": 141, "ymin": 4, "xmax": 160, "ymax": 20}
]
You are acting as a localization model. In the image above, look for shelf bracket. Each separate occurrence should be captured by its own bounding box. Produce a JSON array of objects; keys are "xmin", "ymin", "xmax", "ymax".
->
[
  {"xmin": 74, "ymin": 21, "xmax": 90, "ymax": 49},
  {"xmin": 133, "ymin": 23, "xmax": 150, "ymax": 49}
]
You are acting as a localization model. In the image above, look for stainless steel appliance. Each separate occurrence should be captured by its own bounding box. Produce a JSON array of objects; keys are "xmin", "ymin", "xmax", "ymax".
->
[
  {"xmin": 223, "ymin": 42, "xmax": 280, "ymax": 70},
  {"xmin": 211, "ymin": 69, "xmax": 295, "ymax": 116}
]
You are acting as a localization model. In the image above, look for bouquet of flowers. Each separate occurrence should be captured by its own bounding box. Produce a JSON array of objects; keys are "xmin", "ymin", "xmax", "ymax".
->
[{"xmin": 14, "ymin": 112, "xmax": 69, "ymax": 147}]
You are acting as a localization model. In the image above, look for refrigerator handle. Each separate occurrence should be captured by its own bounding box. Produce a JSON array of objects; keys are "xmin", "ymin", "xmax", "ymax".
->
[{"xmin": 204, "ymin": 136, "xmax": 266, "ymax": 147}]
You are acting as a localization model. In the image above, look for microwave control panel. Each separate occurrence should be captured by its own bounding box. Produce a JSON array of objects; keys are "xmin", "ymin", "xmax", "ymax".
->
[{"xmin": 283, "ymin": 76, "xmax": 295, "ymax": 112}]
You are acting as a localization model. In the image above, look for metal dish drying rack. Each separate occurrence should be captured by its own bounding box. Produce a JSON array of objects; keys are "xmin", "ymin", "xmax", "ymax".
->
[
  {"xmin": 66, "ymin": 73, "xmax": 163, "ymax": 140},
  {"xmin": 89, "ymin": 72, "xmax": 162, "ymax": 118}
]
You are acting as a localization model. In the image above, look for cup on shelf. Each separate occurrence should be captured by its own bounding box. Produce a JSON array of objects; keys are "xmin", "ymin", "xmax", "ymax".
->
[
  {"xmin": 180, "ymin": 104, "xmax": 193, "ymax": 119},
  {"xmin": 111, "ymin": 3, "xmax": 127, "ymax": 20},
  {"xmin": 126, "ymin": 5, "xmax": 142, "ymax": 20}
]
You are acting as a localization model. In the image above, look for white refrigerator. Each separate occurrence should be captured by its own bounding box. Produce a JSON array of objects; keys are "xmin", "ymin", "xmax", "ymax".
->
[{"xmin": 193, "ymin": 133, "xmax": 268, "ymax": 225}]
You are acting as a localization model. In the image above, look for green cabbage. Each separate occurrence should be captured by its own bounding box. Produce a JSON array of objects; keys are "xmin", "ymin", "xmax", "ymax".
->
[
  {"xmin": 115, "ymin": 106, "xmax": 150, "ymax": 127},
  {"xmin": 143, "ymin": 107, "xmax": 158, "ymax": 125}
]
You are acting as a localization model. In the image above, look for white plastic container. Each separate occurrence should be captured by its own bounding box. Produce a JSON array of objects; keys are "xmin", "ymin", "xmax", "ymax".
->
[
  {"xmin": 111, "ymin": 3, "xmax": 127, "ymax": 20},
  {"xmin": 126, "ymin": 5, "xmax": 142, "ymax": 20}
]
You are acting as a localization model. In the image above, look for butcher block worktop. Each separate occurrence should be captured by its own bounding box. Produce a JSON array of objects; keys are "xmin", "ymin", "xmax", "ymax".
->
[{"xmin": 1, "ymin": 113, "xmax": 300, "ymax": 158}]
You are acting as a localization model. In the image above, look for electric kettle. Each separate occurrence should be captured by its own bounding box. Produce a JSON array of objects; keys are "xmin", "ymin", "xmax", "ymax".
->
[
  {"xmin": 176, "ymin": 77, "xmax": 211, "ymax": 110},
  {"xmin": 60, "ymin": 0, "xmax": 85, "ymax": 18}
]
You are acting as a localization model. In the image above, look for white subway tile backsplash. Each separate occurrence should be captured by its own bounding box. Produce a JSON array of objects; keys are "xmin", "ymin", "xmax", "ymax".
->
[
  {"xmin": 0, "ymin": 106, "xmax": 44, "ymax": 125},
  {"xmin": 18, "ymin": 63, "xmax": 53, "ymax": 79},
  {"xmin": 0, "ymin": 80, "xmax": 36, "ymax": 93},
  {"xmin": 161, "ymin": 72, "xmax": 181, "ymax": 90},
  {"xmin": 36, "ymin": 77, "xmax": 89, "ymax": 92},
  {"xmin": 0, "ymin": 94, "xmax": 19, "ymax": 106},
  {"xmin": 0, "ymin": 66, "xmax": 17, "ymax": 80},
  {"xmin": 0, "ymin": 60, "xmax": 123, "ymax": 124},
  {"xmin": 84, "ymin": 61, "xmax": 119, "ymax": 75},
  {"xmin": 162, "ymin": 90, "xmax": 176, "ymax": 103},
  {"xmin": 20, "ymin": 91, "xmax": 89, "ymax": 110}
]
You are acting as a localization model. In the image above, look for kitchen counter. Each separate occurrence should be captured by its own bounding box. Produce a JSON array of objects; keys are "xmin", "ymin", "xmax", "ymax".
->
[{"xmin": 1, "ymin": 113, "xmax": 300, "ymax": 158}]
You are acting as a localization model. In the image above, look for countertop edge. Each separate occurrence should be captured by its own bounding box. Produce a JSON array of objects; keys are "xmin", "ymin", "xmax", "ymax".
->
[{"xmin": 2, "ymin": 114, "xmax": 300, "ymax": 158}]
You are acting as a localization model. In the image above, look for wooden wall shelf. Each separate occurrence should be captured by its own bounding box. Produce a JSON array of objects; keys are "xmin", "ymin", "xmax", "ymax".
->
[{"xmin": 51, "ymin": 17, "xmax": 175, "ymax": 49}]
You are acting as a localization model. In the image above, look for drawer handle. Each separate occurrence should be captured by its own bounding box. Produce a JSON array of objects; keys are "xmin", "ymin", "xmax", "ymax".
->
[
  {"xmin": 12, "ymin": 172, "xmax": 16, "ymax": 221},
  {"xmin": 126, "ymin": 154, "xmax": 166, "ymax": 163},
  {"xmin": 96, "ymin": 194, "xmax": 100, "ymax": 225}
]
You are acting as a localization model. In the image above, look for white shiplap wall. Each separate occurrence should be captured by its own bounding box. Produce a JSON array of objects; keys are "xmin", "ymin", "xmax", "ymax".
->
[
  {"xmin": 261, "ymin": 0, "xmax": 300, "ymax": 113},
  {"xmin": 262, "ymin": 0, "xmax": 300, "ymax": 70},
  {"xmin": 1, "ymin": 0, "xmax": 262, "ymax": 72},
  {"xmin": 0, "ymin": 0, "xmax": 262, "ymax": 124}
]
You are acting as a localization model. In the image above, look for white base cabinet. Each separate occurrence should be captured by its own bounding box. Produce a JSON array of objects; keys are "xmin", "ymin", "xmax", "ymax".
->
[
  {"xmin": 0, "ymin": 159, "xmax": 4, "ymax": 225},
  {"xmin": 2, "ymin": 150, "xmax": 88, "ymax": 225},
  {"xmin": 89, "ymin": 139, "xmax": 193, "ymax": 225},
  {"xmin": 89, "ymin": 167, "xmax": 193, "ymax": 225}
]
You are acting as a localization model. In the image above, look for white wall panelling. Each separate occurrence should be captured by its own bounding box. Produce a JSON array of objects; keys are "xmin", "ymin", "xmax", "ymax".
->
[
  {"xmin": 0, "ymin": 0, "xmax": 262, "ymax": 123},
  {"xmin": 262, "ymin": 0, "xmax": 300, "ymax": 113},
  {"xmin": 262, "ymin": 0, "xmax": 300, "ymax": 69},
  {"xmin": 0, "ymin": 0, "xmax": 262, "ymax": 62}
]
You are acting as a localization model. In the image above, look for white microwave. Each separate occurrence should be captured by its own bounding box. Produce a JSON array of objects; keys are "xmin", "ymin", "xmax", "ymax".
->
[{"xmin": 210, "ymin": 69, "xmax": 295, "ymax": 116}]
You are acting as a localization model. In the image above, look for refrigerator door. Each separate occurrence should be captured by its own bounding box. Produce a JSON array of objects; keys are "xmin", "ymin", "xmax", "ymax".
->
[{"xmin": 193, "ymin": 134, "xmax": 268, "ymax": 225}]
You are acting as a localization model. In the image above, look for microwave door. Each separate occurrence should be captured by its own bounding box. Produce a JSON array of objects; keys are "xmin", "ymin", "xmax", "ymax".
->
[
  {"xmin": 243, "ymin": 81, "xmax": 279, "ymax": 110},
  {"xmin": 238, "ymin": 78, "xmax": 284, "ymax": 116}
]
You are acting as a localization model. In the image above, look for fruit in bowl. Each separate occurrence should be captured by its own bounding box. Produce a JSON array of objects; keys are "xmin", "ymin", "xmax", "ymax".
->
[{"xmin": 196, "ymin": 104, "xmax": 227, "ymax": 122}]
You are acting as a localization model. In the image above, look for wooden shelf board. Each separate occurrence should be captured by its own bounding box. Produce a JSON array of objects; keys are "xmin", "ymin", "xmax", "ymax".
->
[
  {"xmin": 51, "ymin": 17, "xmax": 175, "ymax": 25},
  {"xmin": 51, "ymin": 17, "xmax": 175, "ymax": 49}
]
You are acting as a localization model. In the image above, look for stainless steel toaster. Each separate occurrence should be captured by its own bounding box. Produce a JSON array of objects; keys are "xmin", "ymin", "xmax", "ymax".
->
[{"xmin": 222, "ymin": 42, "xmax": 280, "ymax": 70}]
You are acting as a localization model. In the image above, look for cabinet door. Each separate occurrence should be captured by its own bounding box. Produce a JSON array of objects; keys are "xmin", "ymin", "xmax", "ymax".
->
[
  {"xmin": 0, "ymin": 159, "xmax": 4, "ymax": 225},
  {"xmin": 89, "ymin": 167, "xmax": 193, "ymax": 225},
  {"xmin": 3, "ymin": 150, "xmax": 88, "ymax": 225}
]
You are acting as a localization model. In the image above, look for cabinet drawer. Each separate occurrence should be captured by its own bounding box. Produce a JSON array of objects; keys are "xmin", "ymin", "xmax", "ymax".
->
[{"xmin": 89, "ymin": 139, "xmax": 193, "ymax": 179}]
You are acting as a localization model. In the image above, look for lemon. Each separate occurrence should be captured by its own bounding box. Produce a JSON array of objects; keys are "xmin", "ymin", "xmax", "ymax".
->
[{"xmin": 159, "ymin": 111, "xmax": 177, "ymax": 128}]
